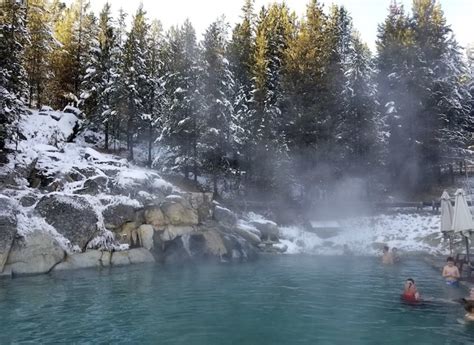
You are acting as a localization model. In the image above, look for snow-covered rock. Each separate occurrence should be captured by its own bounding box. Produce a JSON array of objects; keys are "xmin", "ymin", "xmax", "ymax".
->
[
  {"xmin": 35, "ymin": 194, "xmax": 99, "ymax": 250},
  {"xmin": 214, "ymin": 205, "xmax": 237, "ymax": 227}
]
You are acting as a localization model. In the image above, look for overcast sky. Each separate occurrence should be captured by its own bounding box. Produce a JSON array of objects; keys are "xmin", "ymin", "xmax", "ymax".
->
[{"xmin": 76, "ymin": 0, "xmax": 473, "ymax": 51}]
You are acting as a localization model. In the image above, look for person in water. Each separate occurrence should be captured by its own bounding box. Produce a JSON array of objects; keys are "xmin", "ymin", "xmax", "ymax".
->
[
  {"xmin": 462, "ymin": 299, "xmax": 474, "ymax": 321},
  {"xmin": 442, "ymin": 256, "xmax": 460, "ymax": 286},
  {"xmin": 402, "ymin": 278, "xmax": 421, "ymax": 302},
  {"xmin": 465, "ymin": 288, "xmax": 474, "ymax": 301},
  {"xmin": 392, "ymin": 247, "xmax": 400, "ymax": 263},
  {"xmin": 382, "ymin": 245, "xmax": 394, "ymax": 264}
]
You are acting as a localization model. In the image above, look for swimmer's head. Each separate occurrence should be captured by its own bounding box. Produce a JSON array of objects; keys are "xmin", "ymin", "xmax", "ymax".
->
[
  {"xmin": 392, "ymin": 247, "xmax": 398, "ymax": 253},
  {"xmin": 464, "ymin": 303, "xmax": 474, "ymax": 313},
  {"xmin": 405, "ymin": 278, "xmax": 415, "ymax": 288},
  {"xmin": 383, "ymin": 245, "xmax": 389, "ymax": 253},
  {"xmin": 447, "ymin": 256, "xmax": 454, "ymax": 266}
]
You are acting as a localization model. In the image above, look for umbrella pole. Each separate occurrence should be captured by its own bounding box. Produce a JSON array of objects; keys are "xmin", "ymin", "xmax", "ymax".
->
[{"xmin": 465, "ymin": 235, "xmax": 470, "ymax": 263}]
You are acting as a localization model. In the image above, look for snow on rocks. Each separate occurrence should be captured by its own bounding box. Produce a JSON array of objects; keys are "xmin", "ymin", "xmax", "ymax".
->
[{"xmin": 279, "ymin": 212, "xmax": 445, "ymax": 256}]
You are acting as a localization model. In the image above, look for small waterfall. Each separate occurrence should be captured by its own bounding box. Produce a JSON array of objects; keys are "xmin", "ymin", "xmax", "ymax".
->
[{"xmin": 181, "ymin": 234, "xmax": 192, "ymax": 257}]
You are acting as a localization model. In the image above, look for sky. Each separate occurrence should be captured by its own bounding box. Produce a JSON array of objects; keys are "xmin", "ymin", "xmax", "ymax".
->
[{"xmin": 78, "ymin": 0, "xmax": 473, "ymax": 52}]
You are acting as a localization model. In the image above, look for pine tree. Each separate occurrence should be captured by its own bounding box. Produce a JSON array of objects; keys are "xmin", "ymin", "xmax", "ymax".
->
[
  {"xmin": 200, "ymin": 17, "xmax": 236, "ymax": 193},
  {"xmin": 46, "ymin": 0, "xmax": 96, "ymax": 109},
  {"xmin": 122, "ymin": 4, "xmax": 149, "ymax": 160},
  {"xmin": 0, "ymin": 0, "xmax": 29, "ymax": 163},
  {"xmin": 376, "ymin": 1, "xmax": 415, "ymax": 190},
  {"xmin": 25, "ymin": 0, "xmax": 56, "ymax": 108},
  {"xmin": 250, "ymin": 4, "xmax": 295, "ymax": 189},
  {"xmin": 160, "ymin": 20, "xmax": 201, "ymax": 179},
  {"xmin": 80, "ymin": 2, "xmax": 118, "ymax": 150},
  {"xmin": 340, "ymin": 35, "xmax": 380, "ymax": 175},
  {"xmin": 282, "ymin": 0, "xmax": 327, "ymax": 186},
  {"xmin": 143, "ymin": 19, "xmax": 166, "ymax": 167}
]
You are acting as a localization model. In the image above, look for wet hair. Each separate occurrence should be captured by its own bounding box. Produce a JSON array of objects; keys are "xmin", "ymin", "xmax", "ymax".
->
[
  {"xmin": 462, "ymin": 299, "xmax": 474, "ymax": 312},
  {"xmin": 447, "ymin": 256, "xmax": 454, "ymax": 262},
  {"xmin": 383, "ymin": 245, "xmax": 389, "ymax": 252},
  {"xmin": 406, "ymin": 278, "xmax": 415, "ymax": 284}
]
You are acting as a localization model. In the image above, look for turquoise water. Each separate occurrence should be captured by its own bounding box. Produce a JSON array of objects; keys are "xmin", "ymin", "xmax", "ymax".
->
[{"xmin": 0, "ymin": 256, "xmax": 473, "ymax": 344}]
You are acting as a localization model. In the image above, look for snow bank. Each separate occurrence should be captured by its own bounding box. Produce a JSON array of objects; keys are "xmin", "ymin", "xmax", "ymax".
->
[{"xmin": 280, "ymin": 213, "xmax": 445, "ymax": 256}]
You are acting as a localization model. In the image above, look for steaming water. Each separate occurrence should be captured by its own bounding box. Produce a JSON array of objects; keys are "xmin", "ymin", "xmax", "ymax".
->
[{"xmin": 0, "ymin": 256, "xmax": 473, "ymax": 344}]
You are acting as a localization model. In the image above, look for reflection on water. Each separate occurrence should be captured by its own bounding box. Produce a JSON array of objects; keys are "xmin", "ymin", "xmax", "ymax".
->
[{"xmin": 0, "ymin": 256, "xmax": 473, "ymax": 344}]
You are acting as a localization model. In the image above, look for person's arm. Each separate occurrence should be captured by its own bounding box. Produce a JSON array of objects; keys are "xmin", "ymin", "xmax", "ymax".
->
[
  {"xmin": 415, "ymin": 291, "xmax": 420, "ymax": 300},
  {"xmin": 442, "ymin": 266, "xmax": 448, "ymax": 277}
]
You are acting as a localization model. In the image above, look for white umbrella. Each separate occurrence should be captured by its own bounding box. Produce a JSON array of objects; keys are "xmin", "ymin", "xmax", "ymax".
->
[
  {"xmin": 440, "ymin": 191, "xmax": 454, "ymax": 254},
  {"xmin": 440, "ymin": 191, "xmax": 454, "ymax": 233},
  {"xmin": 452, "ymin": 188, "xmax": 474, "ymax": 261}
]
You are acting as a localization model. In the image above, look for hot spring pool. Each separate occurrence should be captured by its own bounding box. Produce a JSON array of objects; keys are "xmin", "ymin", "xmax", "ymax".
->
[{"xmin": 0, "ymin": 255, "xmax": 473, "ymax": 344}]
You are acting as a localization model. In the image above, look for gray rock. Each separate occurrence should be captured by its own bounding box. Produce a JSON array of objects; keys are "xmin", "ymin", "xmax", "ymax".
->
[
  {"xmin": 137, "ymin": 224, "xmax": 154, "ymax": 250},
  {"xmin": 35, "ymin": 194, "xmax": 99, "ymax": 250},
  {"xmin": 214, "ymin": 205, "xmax": 238, "ymax": 227},
  {"xmin": 221, "ymin": 233, "xmax": 258, "ymax": 262},
  {"xmin": 110, "ymin": 251, "xmax": 131, "ymax": 266},
  {"xmin": 5, "ymin": 231, "xmax": 65, "ymax": 275},
  {"xmin": 75, "ymin": 175, "xmax": 108, "ymax": 195},
  {"xmin": 110, "ymin": 248, "xmax": 155, "ymax": 266},
  {"xmin": 53, "ymin": 250, "xmax": 110, "ymax": 271},
  {"xmin": 128, "ymin": 248, "xmax": 155, "ymax": 264},
  {"xmin": 161, "ymin": 196, "xmax": 199, "ymax": 226},
  {"xmin": 251, "ymin": 221, "xmax": 279, "ymax": 241},
  {"xmin": 184, "ymin": 192, "xmax": 214, "ymax": 222},
  {"xmin": 234, "ymin": 226, "xmax": 262, "ymax": 246},
  {"xmin": 102, "ymin": 202, "xmax": 140, "ymax": 230},
  {"xmin": 0, "ymin": 196, "xmax": 17, "ymax": 272},
  {"xmin": 19, "ymin": 193, "xmax": 38, "ymax": 207}
]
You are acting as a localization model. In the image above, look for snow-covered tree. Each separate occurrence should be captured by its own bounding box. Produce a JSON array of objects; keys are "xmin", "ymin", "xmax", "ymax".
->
[
  {"xmin": 199, "ymin": 17, "xmax": 236, "ymax": 193},
  {"xmin": 159, "ymin": 20, "xmax": 201, "ymax": 179},
  {"xmin": 122, "ymin": 4, "xmax": 149, "ymax": 160},
  {"xmin": 25, "ymin": 0, "xmax": 57, "ymax": 108},
  {"xmin": 0, "ymin": 0, "xmax": 28, "ymax": 163}
]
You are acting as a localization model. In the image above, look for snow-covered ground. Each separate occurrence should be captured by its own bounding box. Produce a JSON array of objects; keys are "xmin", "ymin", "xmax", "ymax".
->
[{"xmin": 278, "ymin": 212, "xmax": 447, "ymax": 256}]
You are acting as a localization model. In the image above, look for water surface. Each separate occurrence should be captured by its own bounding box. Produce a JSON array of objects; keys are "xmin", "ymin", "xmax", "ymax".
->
[{"xmin": 0, "ymin": 256, "xmax": 472, "ymax": 344}]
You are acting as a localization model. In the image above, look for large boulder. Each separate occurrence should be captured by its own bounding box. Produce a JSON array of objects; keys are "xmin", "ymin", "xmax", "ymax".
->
[
  {"xmin": 137, "ymin": 224, "xmax": 154, "ymax": 250},
  {"xmin": 161, "ymin": 195, "xmax": 198, "ymax": 226},
  {"xmin": 35, "ymin": 194, "xmax": 99, "ymax": 250},
  {"xmin": 0, "ymin": 196, "xmax": 17, "ymax": 272},
  {"xmin": 5, "ymin": 231, "xmax": 65, "ymax": 275},
  {"xmin": 221, "ymin": 233, "xmax": 258, "ymax": 261},
  {"xmin": 53, "ymin": 250, "xmax": 110, "ymax": 271},
  {"xmin": 214, "ymin": 205, "xmax": 237, "ymax": 227},
  {"xmin": 160, "ymin": 225, "xmax": 195, "ymax": 242},
  {"xmin": 74, "ymin": 175, "xmax": 109, "ymax": 195},
  {"xmin": 234, "ymin": 226, "xmax": 262, "ymax": 246},
  {"xmin": 102, "ymin": 200, "xmax": 141, "ymax": 230},
  {"xmin": 201, "ymin": 230, "xmax": 227, "ymax": 256},
  {"xmin": 184, "ymin": 193, "xmax": 214, "ymax": 222},
  {"xmin": 110, "ymin": 248, "xmax": 155, "ymax": 266},
  {"xmin": 251, "ymin": 221, "xmax": 279, "ymax": 241},
  {"xmin": 144, "ymin": 206, "xmax": 166, "ymax": 228}
]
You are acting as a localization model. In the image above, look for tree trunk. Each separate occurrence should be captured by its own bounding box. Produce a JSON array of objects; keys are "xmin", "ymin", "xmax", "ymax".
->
[
  {"xmin": 104, "ymin": 121, "xmax": 109, "ymax": 151},
  {"xmin": 147, "ymin": 121, "xmax": 152, "ymax": 167}
]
